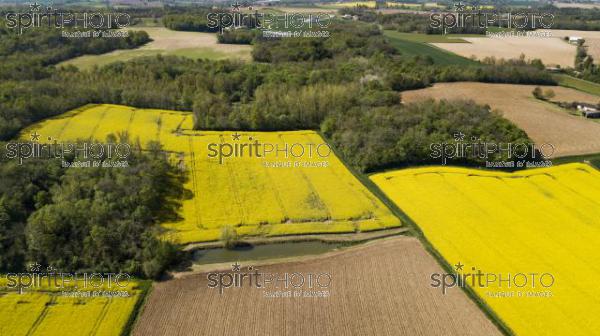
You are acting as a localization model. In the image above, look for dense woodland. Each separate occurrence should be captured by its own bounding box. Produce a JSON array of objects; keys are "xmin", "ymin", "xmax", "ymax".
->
[
  {"xmin": 163, "ymin": 12, "xmax": 218, "ymax": 32},
  {"xmin": 0, "ymin": 9, "xmax": 558, "ymax": 276},
  {"xmin": 545, "ymin": 6, "xmax": 600, "ymax": 31},
  {"xmin": 323, "ymin": 99, "xmax": 533, "ymax": 172},
  {"xmin": 0, "ymin": 139, "xmax": 182, "ymax": 277},
  {"xmin": 346, "ymin": 5, "xmax": 600, "ymax": 34},
  {"xmin": 0, "ymin": 22, "xmax": 150, "ymax": 80},
  {"xmin": 344, "ymin": 9, "xmax": 486, "ymax": 34}
]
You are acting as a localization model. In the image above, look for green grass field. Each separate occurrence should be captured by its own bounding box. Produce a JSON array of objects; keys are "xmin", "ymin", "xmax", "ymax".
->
[
  {"xmin": 385, "ymin": 32, "xmax": 480, "ymax": 43},
  {"xmin": 552, "ymin": 152, "xmax": 600, "ymax": 169},
  {"xmin": 555, "ymin": 74, "xmax": 600, "ymax": 97},
  {"xmin": 384, "ymin": 31, "xmax": 478, "ymax": 66}
]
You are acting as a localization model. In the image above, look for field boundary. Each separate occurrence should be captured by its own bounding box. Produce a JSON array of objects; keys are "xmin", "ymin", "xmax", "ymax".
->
[
  {"xmin": 555, "ymin": 74, "xmax": 600, "ymax": 97},
  {"xmin": 183, "ymin": 226, "xmax": 409, "ymax": 251},
  {"xmin": 318, "ymin": 131, "xmax": 514, "ymax": 336},
  {"xmin": 552, "ymin": 152, "xmax": 600, "ymax": 169},
  {"xmin": 122, "ymin": 280, "xmax": 153, "ymax": 336},
  {"xmin": 366, "ymin": 180, "xmax": 515, "ymax": 336}
]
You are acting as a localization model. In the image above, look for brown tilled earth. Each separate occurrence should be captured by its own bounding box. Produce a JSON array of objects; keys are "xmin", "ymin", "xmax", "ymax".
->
[
  {"xmin": 134, "ymin": 237, "xmax": 501, "ymax": 336},
  {"xmin": 402, "ymin": 82, "xmax": 600, "ymax": 158},
  {"xmin": 431, "ymin": 36, "xmax": 576, "ymax": 67}
]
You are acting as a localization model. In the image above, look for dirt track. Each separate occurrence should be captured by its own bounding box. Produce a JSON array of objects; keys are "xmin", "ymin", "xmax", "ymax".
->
[
  {"xmin": 402, "ymin": 82, "xmax": 600, "ymax": 158},
  {"xmin": 134, "ymin": 237, "xmax": 501, "ymax": 336}
]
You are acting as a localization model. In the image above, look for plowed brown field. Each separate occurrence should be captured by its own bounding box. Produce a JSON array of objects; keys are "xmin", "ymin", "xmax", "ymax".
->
[
  {"xmin": 133, "ymin": 237, "xmax": 501, "ymax": 336},
  {"xmin": 431, "ymin": 35, "xmax": 576, "ymax": 67}
]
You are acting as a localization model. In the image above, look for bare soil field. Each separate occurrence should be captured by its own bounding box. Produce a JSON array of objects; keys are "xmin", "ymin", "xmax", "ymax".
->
[
  {"xmin": 541, "ymin": 29, "xmax": 600, "ymax": 63},
  {"xmin": 554, "ymin": 2, "xmax": 600, "ymax": 8},
  {"xmin": 133, "ymin": 237, "xmax": 501, "ymax": 336},
  {"xmin": 402, "ymin": 82, "xmax": 600, "ymax": 157},
  {"xmin": 432, "ymin": 35, "xmax": 576, "ymax": 67},
  {"xmin": 129, "ymin": 27, "xmax": 244, "ymax": 51},
  {"xmin": 61, "ymin": 27, "xmax": 251, "ymax": 70}
]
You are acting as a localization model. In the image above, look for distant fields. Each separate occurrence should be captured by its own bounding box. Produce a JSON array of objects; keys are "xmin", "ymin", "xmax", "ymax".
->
[
  {"xmin": 0, "ymin": 279, "xmax": 147, "ymax": 336},
  {"xmin": 318, "ymin": 1, "xmax": 442, "ymax": 9},
  {"xmin": 402, "ymin": 82, "xmax": 600, "ymax": 157},
  {"xmin": 60, "ymin": 27, "xmax": 251, "ymax": 70},
  {"xmin": 384, "ymin": 31, "xmax": 478, "ymax": 66},
  {"xmin": 384, "ymin": 32, "xmax": 477, "ymax": 43},
  {"xmin": 385, "ymin": 2, "xmax": 442, "ymax": 8},
  {"xmin": 543, "ymin": 29, "xmax": 600, "ymax": 63},
  {"xmin": 22, "ymin": 104, "xmax": 401, "ymax": 244},
  {"xmin": 321, "ymin": 1, "xmax": 377, "ymax": 8},
  {"xmin": 432, "ymin": 35, "xmax": 576, "ymax": 68},
  {"xmin": 372, "ymin": 163, "xmax": 600, "ymax": 336}
]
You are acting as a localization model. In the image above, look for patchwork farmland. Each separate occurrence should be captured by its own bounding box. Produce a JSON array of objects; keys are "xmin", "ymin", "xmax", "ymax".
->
[
  {"xmin": 372, "ymin": 163, "xmax": 600, "ymax": 336},
  {"xmin": 22, "ymin": 104, "xmax": 401, "ymax": 244},
  {"xmin": 0, "ymin": 279, "xmax": 147, "ymax": 336},
  {"xmin": 133, "ymin": 237, "xmax": 502, "ymax": 336},
  {"xmin": 60, "ymin": 27, "xmax": 252, "ymax": 70},
  {"xmin": 402, "ymin": 82, "xmax": 600, "ymax": 157}
]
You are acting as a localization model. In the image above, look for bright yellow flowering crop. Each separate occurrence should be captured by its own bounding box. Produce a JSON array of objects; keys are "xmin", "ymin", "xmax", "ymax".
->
[
  {"xmin": 0, "ymin": 279, "xmax": 146, "ymax": 336},
  {"xmin": 372, "ymin": 163, "xmax": 600, "ymax": 336},
  {"xmin": 23, "ymin": 104, "xmax": 401, "ymax": 244}
]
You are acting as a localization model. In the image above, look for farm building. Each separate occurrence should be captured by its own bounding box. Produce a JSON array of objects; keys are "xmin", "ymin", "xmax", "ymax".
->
[
  {"xmin": 341, "ymin": 14, "xmax": 359, "ymax": 20},
  {"xmin": 569, "ymin": 36, "xmax": 583, "ymax": 44},
  {"xmin": 577, "ymin": 103, "xmax": 600, "ymax": 118}
]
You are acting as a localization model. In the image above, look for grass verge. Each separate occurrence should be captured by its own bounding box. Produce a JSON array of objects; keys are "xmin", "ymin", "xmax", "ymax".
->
[
  {"xmin": 121, "ymin": 280, "xmax": 153, "ymax": 336},
  {"xmin": 552, "ymin": 152, "xmax": 600, "ymax": 169}
]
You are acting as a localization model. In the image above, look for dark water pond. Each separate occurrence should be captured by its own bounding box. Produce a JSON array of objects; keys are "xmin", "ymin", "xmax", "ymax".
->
[{"xmin": 191, "ymin": 241, "xmax": 346, "ymax": 265}]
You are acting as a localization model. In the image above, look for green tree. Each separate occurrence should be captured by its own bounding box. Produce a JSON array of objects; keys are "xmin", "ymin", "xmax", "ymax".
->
[{"xmin": 220, "ymin": 225, "xmax": 239, "ymax": 250}]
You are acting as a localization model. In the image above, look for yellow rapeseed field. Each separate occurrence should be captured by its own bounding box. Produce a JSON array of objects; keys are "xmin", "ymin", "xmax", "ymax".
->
[
  {"xmin": 371, "ymin": 163, "xmax": 600, "ymax": 336},
  {"xmin": 0, "ymin": 279, "xmax": 146, "ymax": 336},
  {"xmin": 328, "ymin": 1, "xmax": 377, "ymax": 8},
  {"xmin": 23, "ymin": 104, "xmax": 401, "ymax": 244}
]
